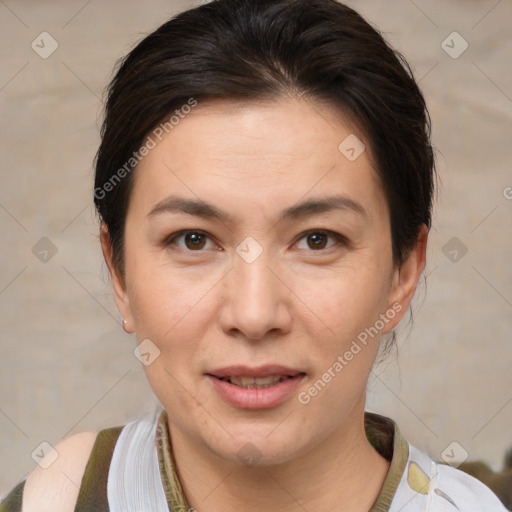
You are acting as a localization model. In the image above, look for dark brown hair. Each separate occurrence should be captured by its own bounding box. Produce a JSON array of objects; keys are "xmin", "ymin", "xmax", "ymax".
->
[{"xmin": 94, "ymin": 0, "xmax": 436, "ymax": 277}]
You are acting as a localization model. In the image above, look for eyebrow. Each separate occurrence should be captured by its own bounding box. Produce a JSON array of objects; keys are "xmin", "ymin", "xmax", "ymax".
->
[{"xmin": 147, "ymin": 194, "xmax": 367, "ymax": 224}]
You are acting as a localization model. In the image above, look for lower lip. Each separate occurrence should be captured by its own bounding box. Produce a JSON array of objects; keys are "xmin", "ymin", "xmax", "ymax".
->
[{"xmin": 207, "ymin": 374, "xmax": 305, "ymax": 410}]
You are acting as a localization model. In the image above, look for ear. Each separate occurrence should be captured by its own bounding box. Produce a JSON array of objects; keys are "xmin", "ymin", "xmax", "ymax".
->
[
  {"xmin": 381, "ymin": 224, "xmax": 429, "ymax": 334},
  {"xmin": 100, "ymin": 223, "xmax": 135, "ymax": 333}
]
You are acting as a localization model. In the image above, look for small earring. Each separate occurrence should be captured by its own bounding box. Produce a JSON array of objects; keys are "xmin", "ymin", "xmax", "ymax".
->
[{"xmin": 122, "ymin": 319, "xmax": 129, "ymax": 332}]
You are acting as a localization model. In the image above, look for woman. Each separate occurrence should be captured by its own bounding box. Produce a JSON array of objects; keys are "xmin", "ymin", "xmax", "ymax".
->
[{"xmin": 1, "ymin": 0, "xmax": 507, "ymax": 510}]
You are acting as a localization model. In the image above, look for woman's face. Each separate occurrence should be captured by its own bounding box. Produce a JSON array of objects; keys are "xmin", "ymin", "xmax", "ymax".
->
[{"xmin": 104, "ymin": 97, "xmax": 426, "ymax": 465}]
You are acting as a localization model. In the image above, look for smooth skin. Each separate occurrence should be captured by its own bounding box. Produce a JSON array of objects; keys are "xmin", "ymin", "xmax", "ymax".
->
[{"xmin": 22, "ymin": 96, "xmax": 428, "ymax": 511}]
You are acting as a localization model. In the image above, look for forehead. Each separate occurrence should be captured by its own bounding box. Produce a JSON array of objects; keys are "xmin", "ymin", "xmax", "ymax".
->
[{"xmin": 130, "ymin": 97, "xmax": 387, "ymax": 223}]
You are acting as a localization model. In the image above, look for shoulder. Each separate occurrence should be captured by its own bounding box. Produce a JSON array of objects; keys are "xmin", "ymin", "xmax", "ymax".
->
[
  {"xmin": 21, "ymin": 431, "xmax": 98, "ymax": 512},
  {"xmin": 434, "ymin": 462, "xmax": 509, "ymax": 510},
  {"xmin": 404, "ymin": 442, "xmax": 508, "ymax": 511}
]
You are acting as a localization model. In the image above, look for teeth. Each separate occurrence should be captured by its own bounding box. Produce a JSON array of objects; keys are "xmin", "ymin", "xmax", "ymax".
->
[{"xmin": 224, "ymin": 375, "xmax": 292, "ymax": 388}]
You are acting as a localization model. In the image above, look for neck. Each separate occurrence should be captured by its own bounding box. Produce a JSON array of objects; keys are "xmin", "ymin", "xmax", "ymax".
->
[{"xmin": 168, "ymin": 402, "xmax": 391, "ymax": 512}]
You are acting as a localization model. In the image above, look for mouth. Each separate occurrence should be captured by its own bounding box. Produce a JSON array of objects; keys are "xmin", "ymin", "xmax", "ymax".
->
[
  {"xmin": 216, "ymin": 375, "xmax": 297, "ymax": 389},
  {"xmin": 206, "ymin": 365, "xmax": 306, "ymax": 409}
]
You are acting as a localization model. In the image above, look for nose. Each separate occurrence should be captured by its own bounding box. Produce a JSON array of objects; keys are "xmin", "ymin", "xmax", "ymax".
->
[{"xmin": 218, "ymin": 246, "xmax": 293, "ymax": 341}]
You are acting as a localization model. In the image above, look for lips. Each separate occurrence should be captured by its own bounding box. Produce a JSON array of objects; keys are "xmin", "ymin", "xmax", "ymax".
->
[
  {"xmin": 207, "ymin": 365, "xmax": 304, "ymax": 389},
  {"xmin": 219, "ymin": 375, "xmax": 293, "ymax": 388},
  {"xmin": 206, "ymin": 366, "xmax": 306, "ymax": 409}
]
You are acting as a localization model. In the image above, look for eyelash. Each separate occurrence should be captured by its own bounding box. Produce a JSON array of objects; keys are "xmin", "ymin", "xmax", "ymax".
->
[{"xmin": 163, "ymin": 229, "xmax": 349, "ymax": 253}]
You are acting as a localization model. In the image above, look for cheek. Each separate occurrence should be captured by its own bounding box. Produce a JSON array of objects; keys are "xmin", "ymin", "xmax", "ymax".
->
[
  {"xmin": 313, "ymin": 261, "xmax": 392, "ymax": 336},
  {"xmin": 131, "ymin": 274, "xmax": 208, "ymax": 412},
  {"xmin": 302, "ymin": 260, "xmax": 393, "ymax": 395},
  {"xmin": 125, "ymin": 252, "xmax": 206, "ymax": 343},
  {"xmin": 302, "ymin": 276, "xmax": 390, "ymax": 410}
]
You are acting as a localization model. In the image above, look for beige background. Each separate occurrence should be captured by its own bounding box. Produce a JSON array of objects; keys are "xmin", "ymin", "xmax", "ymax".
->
[{"xmin": 1, "ymin": 0, "xmax": 511, "ymax": 496}]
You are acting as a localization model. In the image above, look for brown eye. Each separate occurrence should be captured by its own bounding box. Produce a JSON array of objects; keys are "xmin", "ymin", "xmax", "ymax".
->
[
  {"xmin": 165, "ymin": 230, "xmax": 214, "ymax": 251},
  {"xmin": 184, "ymin": 232, "xmax": 207, "ymax": 250},
  {"xmin": 307, "ymin": 232, "xmax": 328, "ymax": 250},
  {"xmin": 296, "ymin": 230, "xmax": 347, "ymax": 251}
]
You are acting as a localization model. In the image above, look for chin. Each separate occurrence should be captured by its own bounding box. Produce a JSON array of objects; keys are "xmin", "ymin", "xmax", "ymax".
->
[
  {"xmin": 214, "ymin": 439, "xmax": 301, "ymax": 468},
  {"xmin": 199, "ymin": 420, "xmax": 316, "ymax": 468}
]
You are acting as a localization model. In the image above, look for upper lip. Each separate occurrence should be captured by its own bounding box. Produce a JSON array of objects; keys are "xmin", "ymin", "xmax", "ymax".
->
[{"xmin": 207, "ymin": 365, "xmax": 305, "ymax": 378}]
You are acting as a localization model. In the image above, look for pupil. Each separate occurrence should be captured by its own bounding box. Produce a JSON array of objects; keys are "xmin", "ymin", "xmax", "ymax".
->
[
  {"xmin": 309, "ymin": 233, "xmax": 326, "ymax": 249},
  {"xmin": 186, "ymin": 232, "xmax": 205, "ymax": 249}
]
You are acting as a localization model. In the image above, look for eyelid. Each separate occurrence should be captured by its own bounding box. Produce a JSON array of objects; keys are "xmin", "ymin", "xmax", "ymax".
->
[
  {"xmin": 163, "ymin": 229, "xmax": 217, "ymax": 250},
  {"xmin": 164, "ymin": 228, "xmax": 349, "ymax": 252},
  {"xmin": 295, "ymin": 229, "xmax": 349, "ymax": 250}
]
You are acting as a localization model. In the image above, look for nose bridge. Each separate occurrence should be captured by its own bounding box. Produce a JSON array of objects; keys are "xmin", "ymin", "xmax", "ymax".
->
[
  {"xmin": 234, "ymin": 237, "xmax": 277, "ymax": 306},
  {"xmin": 221, "ymin": 236, "xmax": 289, "ymax": 339}
]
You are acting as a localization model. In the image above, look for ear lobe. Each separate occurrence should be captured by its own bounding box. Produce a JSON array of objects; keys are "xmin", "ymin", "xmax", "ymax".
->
[
  {"xmin": 100, "ymin": 223, "xmax": 134, "ymax": 333},
  {"xmin": 381, "ymin": 224, "xmax": 429, "ymax": 334}
]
